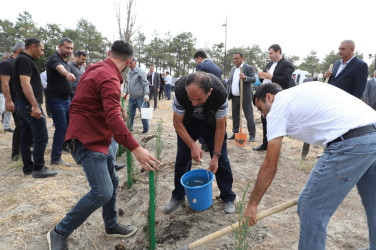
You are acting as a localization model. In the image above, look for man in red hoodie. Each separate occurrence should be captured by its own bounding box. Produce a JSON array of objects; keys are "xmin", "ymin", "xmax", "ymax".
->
[{"xmin": 47, "ymin": 40, "xmax": 160, "ymax": 249}]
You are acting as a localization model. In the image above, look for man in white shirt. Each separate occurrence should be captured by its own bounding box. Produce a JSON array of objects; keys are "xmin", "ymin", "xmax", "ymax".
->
[
  {"xmin": 227, "ymin": 52, "xmax": 256, "ymax": 142},
  {"xmin": 165, "ymin": 71, "xmax": 172, "ymax": 100},
  {"xmin": 245, "ymin": 82, "xmax": 376, "ymax": 250},
  {"xmin": 255, "ymin": 44, "xmax": 294, "ymax": 151}
]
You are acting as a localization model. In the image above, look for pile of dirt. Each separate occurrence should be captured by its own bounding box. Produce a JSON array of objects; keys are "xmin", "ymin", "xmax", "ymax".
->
[{"xmin": 0, "ymin": 96, "xmax": 369, "ymax": 249}]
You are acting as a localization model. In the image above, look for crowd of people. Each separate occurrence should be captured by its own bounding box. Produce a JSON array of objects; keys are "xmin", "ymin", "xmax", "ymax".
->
[{"xmin": 1, "ymin": 37, "xmax": 375, "ymax": 250}]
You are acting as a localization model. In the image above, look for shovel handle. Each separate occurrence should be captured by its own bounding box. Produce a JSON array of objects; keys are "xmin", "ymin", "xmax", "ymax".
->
[
  {"xmin": 183, "ymin": 198, "xmax": 298, "ymax": 250},
  {"xmin": 325, "ymin": 64, "xmax": 333, "ymax": 83}
]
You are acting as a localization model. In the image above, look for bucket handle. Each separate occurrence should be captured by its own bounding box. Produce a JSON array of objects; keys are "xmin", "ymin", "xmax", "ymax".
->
[
  {"xmin": 141, "ymin": 101, "xmax": 150, "ymax": 108},
  {"xmin": 185, "ymin": 159, "xmax": 210, "ymax": 184}
]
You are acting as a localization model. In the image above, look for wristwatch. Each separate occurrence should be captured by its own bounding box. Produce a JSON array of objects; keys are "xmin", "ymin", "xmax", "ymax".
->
[{"xmin": 213, "ymin": 151, "xmax": 221, "ymax": 158}]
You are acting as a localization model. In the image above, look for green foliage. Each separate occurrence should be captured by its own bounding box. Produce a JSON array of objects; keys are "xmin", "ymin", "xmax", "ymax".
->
[
  {"xmin": 0, "ymin": 12, "xmax": 108, "ymax": 72},
  {"xmin": 2, "ymin": 11, "xmax": 374, "ymax": 79},
  {"xmin": 233, "ymin": 181, "xmax": 252, "ymax": 250},
  {"xmin": 320, "ymin": 50, "xmax": 340, "ymax": 73},
  {"xmin": 299, "ymin": 50, "xmax": 320, "ymax": 75}
]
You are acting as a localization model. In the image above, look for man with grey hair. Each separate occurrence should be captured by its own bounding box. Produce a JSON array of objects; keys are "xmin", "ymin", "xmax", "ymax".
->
[
  {"xmin": 0, "ymin": 52, "xmax": 12, "ymax": 132},
  {"xmin": 324, "ymin": 40, "xmax": 368, "ymax": 98},
  {"xmin": 46, "ymin": 37, "xmax": 76, "ymax": 167},
  {"xmin": 364, "ymin": 70, "xmax": 376, "ymax": 110},
  {"xmin": 0, "ymin": 42, "xmax": 25, "ymax": 160},
  {"xmin": 125, "ymin": 57, "xmax": 150, "ymax": 133}
]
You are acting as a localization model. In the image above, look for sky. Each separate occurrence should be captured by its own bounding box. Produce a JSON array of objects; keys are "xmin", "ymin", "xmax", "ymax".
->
[{"xmin": 2, "ymin": 0, "xmax": 375, "ymax": 68}]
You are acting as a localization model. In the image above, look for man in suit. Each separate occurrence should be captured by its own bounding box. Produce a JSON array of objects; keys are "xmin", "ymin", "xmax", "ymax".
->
[
  {"xmin": 194, "ymin": 50, "xmax": 222, "ymax": 79},
  {"xmin": 254, "ymin": 44, "xmax": 294, "ymax": 151},
  {"xmin": 147, "ymin": 65, "xmax": 160, "ymax": 111},
  {"xmin": 364, "ymin": 70, "xmax": 376, "ymax": 110},
  {"xmin": 228, "ymin": 52, "xmax": 256, "ymax": 142},
  {"xmin": 324, "ymin": 40, "xmax": 368, "ymax": 99}
]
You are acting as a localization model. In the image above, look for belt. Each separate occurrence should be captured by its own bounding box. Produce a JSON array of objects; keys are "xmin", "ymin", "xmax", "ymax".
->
[{"xmin": 327, "ymin": 124, "xmax": 376, "ymax": 147}]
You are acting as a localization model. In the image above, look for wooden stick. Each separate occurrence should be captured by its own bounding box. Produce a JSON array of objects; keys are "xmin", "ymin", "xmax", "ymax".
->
[
  {"xmin": 325, "ymin": 64, "xmax": 333, "ymax": 83},
  {"xmin": 239, "ymin": 67, "xmax": 243, "ymax": 134},
  {"xmin": 179, "ymin": 198, "xmax": 298, "ymax": 250}
]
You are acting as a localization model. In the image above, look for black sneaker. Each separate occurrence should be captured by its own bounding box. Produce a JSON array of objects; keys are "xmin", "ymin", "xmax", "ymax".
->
[
  {"xmin": 105, "ymin": 224, "xmax": 137, "ymax": 238},
  {"xmin": 115, "ymin": 163, "xmax": 126, "ymax": 171},
  {"xmin": 47, "ymin": 228, "xmax": 68, "ymax": 250},
  {"xmin": 32, "ymin": 167, "xmax": 58, "ymax": 178},
  {"xmin": 51, "ymin": 159, "xmax": 72, "ymax": 167}
]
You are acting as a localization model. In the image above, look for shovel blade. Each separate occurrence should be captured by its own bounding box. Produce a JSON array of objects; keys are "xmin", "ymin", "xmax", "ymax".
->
[{"xmin": 234, "ymin": 132, "xmax": 247, "ymax": 147}]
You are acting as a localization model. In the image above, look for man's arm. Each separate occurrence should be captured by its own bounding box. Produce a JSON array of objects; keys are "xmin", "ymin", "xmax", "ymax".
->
[
  {"xmin": 173, "ymin": 112, "xmax": 202, "ymax": 162},
  {"xmin": 364, "ymin": 80, "xmax": 370, "ymax": 104},
  {"xmin": 243, "ymin": 64, "xmax": 256, "ymax": 84},
  {"xmin": 1, "ymin": 75, "xmax": 14, "ymax": 112},
  {"xmin": 56, "ymin": 64, "xmax": 76, "ymax": 82},
  {"xmin": 19, "ymin": 75, "xmax": 42, "ymax": 118},
  {"xmin": 352, "ymin": 62, "xmax": 369, "ymax": 99},
  {"xmin": 141, "ymin": 72, "xmax": 150, "ymax": 95},
  {"xmin": 244, "ymin": 137, "xmax": 283, "ymax": 226},
  {"xmin": 207, "ymin": 116, "xmax": 226, "ymax": 174}
]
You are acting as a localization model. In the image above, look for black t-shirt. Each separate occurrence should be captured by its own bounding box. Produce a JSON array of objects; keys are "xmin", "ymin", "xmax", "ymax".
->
[
  {"xmin": 0, "ymin": 56, "xmax": 17, "ymax": 100},
  {"xmin": 14, "ymin": 52, "xmax": 43, "ymax": 104},
  {"xmin": 46, "ymin": 51, "xmax": 71, "ymax": 100}
]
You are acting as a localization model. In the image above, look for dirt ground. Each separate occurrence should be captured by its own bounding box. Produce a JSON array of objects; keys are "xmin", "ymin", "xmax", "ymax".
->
[{"xmin": 0, "ymin": 94, "xmax": 370, "ymax": 250}]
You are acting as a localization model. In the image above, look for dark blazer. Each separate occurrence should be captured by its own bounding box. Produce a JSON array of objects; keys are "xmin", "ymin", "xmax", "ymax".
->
[
  {"xmin": 328, "ymin": 56, "xmax": 368, "ymax": 99},
  {"xmin": 147, "ymin": 71, "xmax": 160, "ymax": 89},
  {"xmin": 228, "ymin": 63, "xmax": 256, "ymax": 103},
  {"xmin": 364, "ymin": 77, "xmax": 376, "ymax": 109},
  {"xmin": 261, "ymin": 57, "xmax": 294, "ymax": 89},
  {"xmin": 196, "ymin": 59, "xmax": 222, "ymax": 79}
]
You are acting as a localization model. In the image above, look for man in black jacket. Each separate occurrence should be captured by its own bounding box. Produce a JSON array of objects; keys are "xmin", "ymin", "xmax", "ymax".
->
[
  {"xmin": 163, "ymin": 72, "xmax": 236, "ymax": 214},
  {"xmin": 254, "ymin": 44, "xmax": 294, "ymax": 151}
]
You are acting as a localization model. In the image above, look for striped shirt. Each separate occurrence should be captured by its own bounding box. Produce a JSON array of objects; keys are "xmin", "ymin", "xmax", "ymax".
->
[
  {"xmin": 266, "ymin": 82, "xmax": 376, "ymax": 146},
  {"xmin": 172, "ymin": 96, "xmax": 228, "ymax": 120}
]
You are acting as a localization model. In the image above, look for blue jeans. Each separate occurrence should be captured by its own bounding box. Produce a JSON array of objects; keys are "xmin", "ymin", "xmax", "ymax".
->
[
  {"xmin": 56, "ymin": 140, "xmax": 119, "ymax": 234},
  {"xmin": 297, "ymin": 131, "xmax": 376, "ymax": 250},
  {"xmin": 165, "ymin": 84, "xmax": 171, "ymax": 100},
  {"xmin": 128, "ymin": 96, "xmax": 149, "ymax": 132},
  {"xmin": 46, "ymin": 98, "xmax": 70, "ymax": 161},
  {"xmin": 15, "ymin": 101, "xmax": 48, "ymax": 173},
  {"xmin": 172, "ymin": 117, "xmax": 236, "ymax": 202},
  {"xmin": 110, "ymin": 137, "xmax": 119, "ymax": 157}
]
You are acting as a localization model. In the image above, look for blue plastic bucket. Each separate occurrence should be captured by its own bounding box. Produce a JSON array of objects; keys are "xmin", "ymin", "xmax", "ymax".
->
[{"xmin": 181, "ymin": 169, "xmax": 214, "ymax": 211}]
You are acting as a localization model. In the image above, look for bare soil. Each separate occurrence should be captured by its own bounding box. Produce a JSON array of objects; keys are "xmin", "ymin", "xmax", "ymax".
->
[{"xmin": 0, "ymin": 95, "xmax": 369, "ymax": 249}]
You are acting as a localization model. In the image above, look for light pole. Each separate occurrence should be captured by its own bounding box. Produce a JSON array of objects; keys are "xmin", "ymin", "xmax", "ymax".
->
[{"xmin": 222, "ymin": 16, "xmax": 227, "ymax": 77}]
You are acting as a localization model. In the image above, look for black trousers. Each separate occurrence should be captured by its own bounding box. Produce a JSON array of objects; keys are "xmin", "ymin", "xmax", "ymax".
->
[
  {"xmin": 172, "ymin": 117, "xmax": 236, "ymax": 202},
  {"xmin": 11, "ymin": 111, "xmax": 20, "ymax": 158},
  {"xmin": 149, "ymin": 86, "xmax": 158, "ymax": 110},
  {"xmin": 261, "ymin": 115, "xmax": 268, "ymax": 146},
  {"xmin": 231, "ymin": 96, "xmax": 256, "ymax": 137}
]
